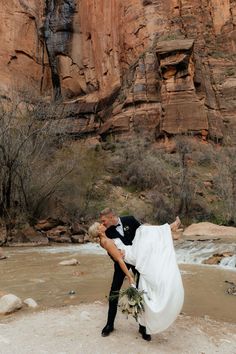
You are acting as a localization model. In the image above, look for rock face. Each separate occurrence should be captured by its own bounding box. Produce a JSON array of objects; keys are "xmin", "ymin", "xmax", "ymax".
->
[
  {"xmin": 8, "ymin": 227, "xmax": 49, "ymax": 246},
  {"xmin": 1, "ymin": 1, "xmax": 236, "ymax": 141},
  {"xmin": 6, "ymin": 219, "xmax": 89, "ymax": 245}
]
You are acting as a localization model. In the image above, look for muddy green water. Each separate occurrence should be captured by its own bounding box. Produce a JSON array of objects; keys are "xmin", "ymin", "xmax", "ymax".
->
[{"xmin": 0, "ymin": 246, "xmax": 236, "ymax": 323}]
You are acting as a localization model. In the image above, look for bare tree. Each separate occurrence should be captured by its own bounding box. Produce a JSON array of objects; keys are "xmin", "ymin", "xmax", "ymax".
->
[
  {"xmin": 213, "ymin": 147, "xmax": 236, "ymax": 224},
  {"xmin": 175, "ymin": 136, "xmax": 195, "ymax": 217},
  {"xmin": 0, "ymin": 96, "xmax": 109, "ymax": 243},
  {"xmin": 0, "ymin": 98, "xmax": 70, "ymax": 238},
  {"xmin": 54, "ymin": 143, "xmax": 107, "ymax": 221}
]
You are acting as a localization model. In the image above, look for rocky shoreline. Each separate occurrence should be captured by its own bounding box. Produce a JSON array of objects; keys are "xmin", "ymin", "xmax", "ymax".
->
[
  {"xmin": 1, "ymin": 220, "xmax": 236, "ymax": 269},
  {"xmin": 0, "ymin": 218, "xmax": 90, "ymax": 247},
  {"xmin": 1, "ymin": 303, "xmax": 236, "ymax": 354},
  {"xmin": 0, "ymin": 231, "xmax": 236, "ymax": 353}
]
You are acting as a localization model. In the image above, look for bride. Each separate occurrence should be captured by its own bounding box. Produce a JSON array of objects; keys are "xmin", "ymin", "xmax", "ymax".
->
[{"xmin": 89, "ymin": 219, "xmax": 184, "ymax": 335}]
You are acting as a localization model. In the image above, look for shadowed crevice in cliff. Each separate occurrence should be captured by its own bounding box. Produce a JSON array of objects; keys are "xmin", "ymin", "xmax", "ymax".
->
[
  {"xmin": 43, "ymin": 0, "xmax": 76, "ymax": 101},
  {"xmin": 14, "ymin": 50, "xmax": 39, "ymax": 63}
]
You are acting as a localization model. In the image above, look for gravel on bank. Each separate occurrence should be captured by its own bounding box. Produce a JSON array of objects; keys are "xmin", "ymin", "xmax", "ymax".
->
[{"xmin": 0, "ymin": 303, "xmax": 236, "ymax": 354}]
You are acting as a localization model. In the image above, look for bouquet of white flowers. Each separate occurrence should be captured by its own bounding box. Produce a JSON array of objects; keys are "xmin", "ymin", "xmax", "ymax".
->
[{"xmin": 110, "ymin": 285, "xmax": 145, "ymax": 321}]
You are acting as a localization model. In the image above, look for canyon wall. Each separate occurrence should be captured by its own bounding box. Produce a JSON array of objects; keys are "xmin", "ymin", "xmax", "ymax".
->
[{"xmin": 1, "ymin": 0, "xmax": 236, "ymax": 141}]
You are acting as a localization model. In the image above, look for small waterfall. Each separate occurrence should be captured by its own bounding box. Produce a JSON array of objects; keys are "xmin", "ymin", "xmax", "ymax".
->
[
  {"xmin": 175, "ymin": 240, "xmax": 236, "ymax": 269},
  {"xmin": 220, "ymin": 255, "xmax": 236, "ymax": 268},
  {"xmin": 6, "ymin": 241, "xmax": 236, "ymax": 270}
]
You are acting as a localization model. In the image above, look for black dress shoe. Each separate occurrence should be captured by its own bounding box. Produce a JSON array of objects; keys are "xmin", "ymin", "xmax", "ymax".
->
[
  {"xmin": 139, "ymin": 325, "xmax": 151, "ymax": 341},
  {"xmin": 101, "ymin": 324, "xmax": 114, "ymax": 337}
]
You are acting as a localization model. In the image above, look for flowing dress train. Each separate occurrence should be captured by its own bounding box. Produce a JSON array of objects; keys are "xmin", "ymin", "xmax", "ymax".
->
[{"xmin": 113, "ymin": 224, "xmax": 184, "ymax": 334}]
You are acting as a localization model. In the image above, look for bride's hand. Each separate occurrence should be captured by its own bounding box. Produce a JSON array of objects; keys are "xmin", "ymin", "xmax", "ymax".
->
[
  {"xmin": 128, "ymin": 275, "xmax": 135, "ymax": 286},
  {"xmin": 119, "ymin": 250, "xmax": 125, "ymax": 259}
]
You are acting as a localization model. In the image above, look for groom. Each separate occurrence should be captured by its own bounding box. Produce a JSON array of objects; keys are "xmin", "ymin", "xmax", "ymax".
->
[{"xmin": 100, "ymin": 207, "xmax": 151, "ymax": 341}]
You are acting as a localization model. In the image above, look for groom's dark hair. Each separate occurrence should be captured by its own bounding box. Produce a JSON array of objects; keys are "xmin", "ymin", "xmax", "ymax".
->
[{"xmin": 100, "ymin": 207, "xmax": 116, "ymax": 217}]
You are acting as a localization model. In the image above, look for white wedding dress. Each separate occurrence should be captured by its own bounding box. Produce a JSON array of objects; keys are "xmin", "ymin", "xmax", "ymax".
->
[{"xmin": 113, "ymin": 224, "xmax": 184, "ymax": 334}]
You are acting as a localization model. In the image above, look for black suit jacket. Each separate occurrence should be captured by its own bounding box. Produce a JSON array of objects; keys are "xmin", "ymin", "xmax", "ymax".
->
[{"xmin": 105, "ymin": 215, "xmax": 141, "ymax": 246}]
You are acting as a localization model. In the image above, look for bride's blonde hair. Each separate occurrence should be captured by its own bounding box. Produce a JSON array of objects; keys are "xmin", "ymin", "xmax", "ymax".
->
[{"xmin": 88, "ymin": 222, "xmax": 100, "ymax": 239}]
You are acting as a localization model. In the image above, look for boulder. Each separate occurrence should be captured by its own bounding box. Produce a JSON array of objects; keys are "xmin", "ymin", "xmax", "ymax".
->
[
  {"xmin": 35, "ymin": 218, "xmax": 61, "ymax": 231},
  {"xmin": 70, "ymin": 222, "xmax": 87, "ymax": 235},
  {"xmin": 0, "ymin": 294, "xmax": 22, "ymax": 315},
  {"xmin": 83, "ymin": 234, "xmax": 90, "ymax": 243},
  {"xmin": 71, "ymin": 232, "xmax": 89, "ymax": 243},
  {"xmin": 59, "ymin": 258, "xmax": 79, "ymax": 266},
  {"xmin": 203, "ymin": 252, "xmax": 234, "ymax": 265},
  {"xmin": 46, "ymin": 226, "xmax": 72, "ymax": 243},
  {"xmin": 8, "ymin": 227, "xmax": 49, "ymax": 246},
  {"xmin": 183, "ymin": 222, "xmax": 236, "ymax": 241},
  {"xmin": 47, "ymin": 234, "xmax": 72, "ymax": 243},
  {"xmin": 226, "ymin": 286, "xmax": 236, "ymax": 295},
  {"xmin": 23, "ymin": 298, "xmax": 38, "ymax": 308},
  {"xmin": 71, "ymin": 235, "xmax": 85, "ymax": 244}
]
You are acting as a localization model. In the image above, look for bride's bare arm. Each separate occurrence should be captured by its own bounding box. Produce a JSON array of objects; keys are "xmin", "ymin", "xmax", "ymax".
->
[{"xmin": 101, "ymin": 239, "xmax": 134, "ymax": 285}]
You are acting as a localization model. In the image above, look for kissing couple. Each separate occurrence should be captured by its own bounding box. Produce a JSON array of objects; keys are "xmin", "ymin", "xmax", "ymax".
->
[{"xmin": 89, "ymin": 208, "xmax": 184, "ymax": 341}]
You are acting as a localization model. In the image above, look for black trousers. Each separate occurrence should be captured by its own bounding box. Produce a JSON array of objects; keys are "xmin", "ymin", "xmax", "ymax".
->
[{"xmin": 106, "ymin": 261, "xmax": 140, "ymax": 326}]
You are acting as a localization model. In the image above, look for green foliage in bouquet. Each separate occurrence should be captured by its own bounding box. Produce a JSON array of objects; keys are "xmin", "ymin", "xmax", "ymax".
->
[{"xmin": 110, "ymin": 286, "xmax": 145, "ymax": 321}]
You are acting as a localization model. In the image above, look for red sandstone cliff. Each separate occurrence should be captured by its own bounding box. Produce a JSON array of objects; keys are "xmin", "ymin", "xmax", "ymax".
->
[{"xmin": 1, "ymin": 0, "xmax": 236, "ymax": 141}]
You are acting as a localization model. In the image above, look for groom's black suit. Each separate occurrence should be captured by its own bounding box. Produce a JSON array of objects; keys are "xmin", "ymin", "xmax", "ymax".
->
[{"xmin": 105, "ymin": 215, "xmax": 141, "ymax": 327}]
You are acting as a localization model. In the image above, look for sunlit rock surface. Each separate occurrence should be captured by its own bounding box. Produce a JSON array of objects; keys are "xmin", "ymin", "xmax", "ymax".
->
[{"xmin": 1, "ymin": 1, "xmax": 236, "ymax": 140}]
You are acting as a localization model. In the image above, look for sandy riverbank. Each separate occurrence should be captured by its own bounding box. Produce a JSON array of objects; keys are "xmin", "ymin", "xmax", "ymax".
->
[{"xmin": 0, "ymin": 303, "xmax": 236, "ymax": 354}]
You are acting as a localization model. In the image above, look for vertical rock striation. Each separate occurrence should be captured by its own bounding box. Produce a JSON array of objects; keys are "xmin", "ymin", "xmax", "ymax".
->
[
  {"xmin": 0, "ymin": 0, "xmax": 236, "ymax": 141},
  {"xmin": 43, "ymin": 0, "xmax": 76, "ymax": 100}
]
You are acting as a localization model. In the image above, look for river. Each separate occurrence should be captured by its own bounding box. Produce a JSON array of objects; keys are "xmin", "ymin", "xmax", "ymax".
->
[{"xmin": 0, "ymin": 243, "xmax": 236, "ymax": 323}]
